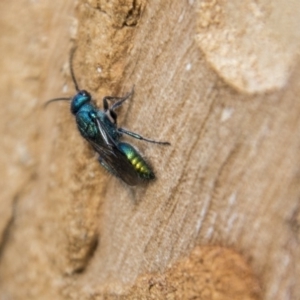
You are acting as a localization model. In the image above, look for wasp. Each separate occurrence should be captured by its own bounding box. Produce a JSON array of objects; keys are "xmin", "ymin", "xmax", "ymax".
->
[{"xmin": 45, "ymin": 48, "xmax": 170, "ymax": 186}]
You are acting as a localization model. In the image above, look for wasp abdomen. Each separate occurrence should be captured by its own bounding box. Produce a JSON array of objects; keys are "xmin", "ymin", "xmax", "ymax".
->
[{"xmin": 118, "ymin": 142, "xmax": 155, "ymax": 180}]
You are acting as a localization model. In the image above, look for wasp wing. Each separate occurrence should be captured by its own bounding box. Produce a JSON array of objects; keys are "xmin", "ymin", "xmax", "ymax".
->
[{"xmin": 87, "ymin": 117, "xmax": 141, "ymax": 186}]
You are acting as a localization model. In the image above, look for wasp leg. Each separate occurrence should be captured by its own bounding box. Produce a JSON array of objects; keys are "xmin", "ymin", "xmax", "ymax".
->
[
  {"xmin": 103, "ymin": 87, "xmax": 134, "ymax": 124},
  {"xmin": 118, "ymin": 128, "xmax": 170, "ymax": 145},
  {"xmin": 103, "ymin": 86, "xmax": 135, "ymax": 112}
]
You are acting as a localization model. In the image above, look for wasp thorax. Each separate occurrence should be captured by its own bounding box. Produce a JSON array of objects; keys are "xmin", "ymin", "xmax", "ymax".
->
[{"xmin": 71, "ymin": 90, "xmax": 91, "ymax": 114}]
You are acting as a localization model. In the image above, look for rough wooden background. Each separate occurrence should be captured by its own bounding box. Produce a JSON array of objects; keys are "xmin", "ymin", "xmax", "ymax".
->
[{"xmin": 0, "ymin": 0, "xmax": 299, "ymax": 299}]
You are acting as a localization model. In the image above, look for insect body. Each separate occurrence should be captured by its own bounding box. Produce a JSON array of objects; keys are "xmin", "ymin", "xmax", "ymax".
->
[{"xmin": 46, "ymin": 48, "xmax": 170, "ymax": 186}]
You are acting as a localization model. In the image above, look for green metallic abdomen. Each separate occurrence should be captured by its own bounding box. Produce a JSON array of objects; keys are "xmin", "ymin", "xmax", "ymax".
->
[{"xmin": 118, "ymin": 142, "xmax": 154, "ymax": 180}]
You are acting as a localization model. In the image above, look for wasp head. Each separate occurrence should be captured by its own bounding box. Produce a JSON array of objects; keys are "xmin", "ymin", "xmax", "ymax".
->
[{"xmin": 71, "ymin": 90, "xmax": 91, "ymax": 114}]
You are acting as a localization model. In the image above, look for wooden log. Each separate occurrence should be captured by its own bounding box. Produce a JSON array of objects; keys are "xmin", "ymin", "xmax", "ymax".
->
[{"xmin": 0, "ymin": 0, "xmax": 299, "ymax": 299}]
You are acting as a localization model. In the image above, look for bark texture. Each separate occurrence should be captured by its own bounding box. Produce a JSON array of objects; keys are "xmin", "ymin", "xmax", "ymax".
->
[{"xmin": 0, "ymin": 0, "xmax": 299, "ymax": 299}]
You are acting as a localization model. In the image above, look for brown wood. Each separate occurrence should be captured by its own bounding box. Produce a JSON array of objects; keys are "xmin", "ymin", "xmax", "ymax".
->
[{"xmin": 0, "ymin": 0, "xmax": 299, "ymax": 299}]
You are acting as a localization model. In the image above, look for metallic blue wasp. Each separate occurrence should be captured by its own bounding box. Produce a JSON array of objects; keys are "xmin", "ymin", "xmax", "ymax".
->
[{"xmin": 46, "ymin": 48, "xmax": 170, "ymax": 186}]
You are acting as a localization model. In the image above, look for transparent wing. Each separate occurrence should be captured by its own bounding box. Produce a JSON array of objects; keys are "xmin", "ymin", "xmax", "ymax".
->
[{"xmin": 87, "ymin": 117, "xmax": 141, "ymax": 186}]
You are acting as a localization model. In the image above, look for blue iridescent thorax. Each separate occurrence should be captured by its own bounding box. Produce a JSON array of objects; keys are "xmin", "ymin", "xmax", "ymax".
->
[
  {"xmin": 75, "ymin": 104, "xmax": 99, "ymax": 141},
  {"xmin": 73, "ymin": 93, "xmax": 120, "ymax": 143}
]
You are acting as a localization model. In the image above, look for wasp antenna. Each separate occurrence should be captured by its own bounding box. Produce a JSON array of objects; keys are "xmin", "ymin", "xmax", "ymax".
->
[
  {"xmin": 44, "ymin": 97, "xmax": 71, "ymax": 108},
  {"xmin": 70, "ymin": 47, "xmax": 80, "ymax": 92}
]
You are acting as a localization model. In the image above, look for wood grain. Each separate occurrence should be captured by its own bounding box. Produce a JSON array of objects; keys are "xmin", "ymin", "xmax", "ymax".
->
[{"xmin": 0, "ymin": 0, "xmax": 299, "ymax": 299}]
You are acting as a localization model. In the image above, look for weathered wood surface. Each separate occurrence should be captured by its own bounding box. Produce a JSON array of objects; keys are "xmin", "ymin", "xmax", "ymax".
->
[{"xmin": 0, "ymin": 0, "xmax": 299, "ymax": 299}]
